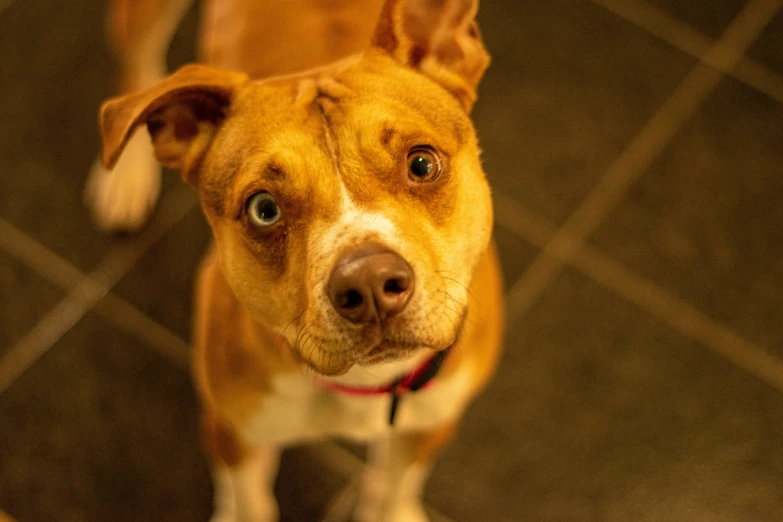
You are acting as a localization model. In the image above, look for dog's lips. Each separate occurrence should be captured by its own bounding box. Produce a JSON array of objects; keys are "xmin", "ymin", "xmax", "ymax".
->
[
  {"xmin": 361, "ymin": 340, "xmax": 421, "ymax": 364},
  {"xmin": 360, "ymin": 311, "xmax": 468, "ymax": 364}
]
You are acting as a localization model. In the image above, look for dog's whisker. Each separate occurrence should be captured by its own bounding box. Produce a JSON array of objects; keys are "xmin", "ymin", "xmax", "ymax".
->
[{"xmin": 281, "ymin": 307, "xmax": 308, "ymax": 344}]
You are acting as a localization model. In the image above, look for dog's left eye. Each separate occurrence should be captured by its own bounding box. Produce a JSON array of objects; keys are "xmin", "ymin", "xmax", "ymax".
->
[{"xmin": 246, "ymin": 192, "xmax": 282, "ymax": 227}]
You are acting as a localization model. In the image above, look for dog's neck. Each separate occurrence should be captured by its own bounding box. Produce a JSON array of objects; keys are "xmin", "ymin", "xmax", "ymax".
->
[{"xmin": 316, "ymin": 350, "xmax": 431, "ymax": 388}]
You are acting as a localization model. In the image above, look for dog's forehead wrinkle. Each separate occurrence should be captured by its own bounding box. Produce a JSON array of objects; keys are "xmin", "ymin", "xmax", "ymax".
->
[
  {"xmin": 316, "ymin": 103, "xmax": 342, "ymax": 178},
  {"xmin": 311, "ymin": 91, "xmax": 359, "ymax": 218}
]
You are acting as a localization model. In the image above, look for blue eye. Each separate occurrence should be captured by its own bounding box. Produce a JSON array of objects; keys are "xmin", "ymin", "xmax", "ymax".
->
[{"xmin": 246, "ymin": 192, "xmax": 281, "ymax": 227}]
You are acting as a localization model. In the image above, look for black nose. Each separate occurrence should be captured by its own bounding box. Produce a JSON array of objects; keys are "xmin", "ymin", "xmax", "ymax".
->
[{"xmin": 328, "ymin": 247, "xmax": 415, "ymax": 324}]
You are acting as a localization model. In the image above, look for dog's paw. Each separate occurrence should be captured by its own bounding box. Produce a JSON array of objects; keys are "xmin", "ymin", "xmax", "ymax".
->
[
  {"xmin": 209, "ymin": 508, "xmax": 278, "ymax": 522},
  {"xmin": 356, "ymin": 499, "xmax": 429, "ymax": 522},
  {"xmin": 384, "ymin": 501, "xmax": 430, "ymax": 522},
  {"xmin": 84, "ymin": 129, "xmax": 161, "ymax": 233}
]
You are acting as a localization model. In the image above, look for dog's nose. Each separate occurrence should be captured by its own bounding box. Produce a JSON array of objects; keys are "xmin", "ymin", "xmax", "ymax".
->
[{"xmin": 328, "ymin": 247, "xmax": 414, "ymax": 324}]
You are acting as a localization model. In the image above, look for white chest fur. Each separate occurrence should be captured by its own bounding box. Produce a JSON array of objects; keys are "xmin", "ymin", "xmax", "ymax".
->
[{"xmin": 239, "ymin": 362, "xmax": 473, "ymax": 445}]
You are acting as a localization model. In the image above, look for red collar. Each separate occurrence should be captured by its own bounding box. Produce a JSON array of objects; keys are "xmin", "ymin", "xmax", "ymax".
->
[{"xmin": 315, "ymin": 346, "xmax": 454, "ymax": 425}]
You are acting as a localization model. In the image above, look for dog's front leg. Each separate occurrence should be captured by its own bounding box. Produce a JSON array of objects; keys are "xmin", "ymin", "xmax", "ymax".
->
[
  {"xmin": 211, "ymin": 445, "xmax": 281, "ymax": 522},
  {"xmin": 358, "ymin": 422, "xmax": 457, "ymax": 522},
  {"xmin": 204, "ymin": 416, "xmax": 280, "ymax": 522}
]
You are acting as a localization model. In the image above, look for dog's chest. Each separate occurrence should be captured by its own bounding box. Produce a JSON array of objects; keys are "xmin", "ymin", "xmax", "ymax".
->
[{"xmin": 238, "ymin": 367, "xmax": 473, "ymax": 445}]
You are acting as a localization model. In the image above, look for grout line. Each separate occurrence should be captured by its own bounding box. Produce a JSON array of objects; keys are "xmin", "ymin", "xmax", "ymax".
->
[
  {"xmin": 0, "ymin": 187, "xmax": 197, "ymax": 393},
  {"xmin": 493, "ymin": 192, "xmax": 554, "ymax": 246},
  {"xmin": 495, "ymin": 189, "xmax": 783, "ymax": 393},
  {"xmin": 591, "ymin": 0, "xmax": 712, "ymax": 58},
  {"xmin": 0, "ymin": 219, "xmax": 84, "ymax": 288},
  {"xmin": 731, "ymin": 56, "xmax": 783, "ymax": 104},
  {"xmin": 0, "ymin": 276, "xmax": 108, "ymax": 394},
  {"xmin": 94, "ymin": 294, "xmax": 192, "ymax": 369},
  {"xmin": 504, "ymin": 0, "xmax": 783, "ymax": 326},
  {"xmin": 591, "ymin": 0, "xmax": 783, "ymax": 104},
  {"xmin": 0, "ymin": 213, "xmax": 194, "ymax": 371},
  {"xmin": 572, "ymin": 246, "xmax": 783, "ymax": 393},
  {"xmin": 320, "ymin": 473, "xmax": 361, "ymax": 522},
  {"xmin": 91, "ymin": 185, "xmax": 198, "ymax": 286}
]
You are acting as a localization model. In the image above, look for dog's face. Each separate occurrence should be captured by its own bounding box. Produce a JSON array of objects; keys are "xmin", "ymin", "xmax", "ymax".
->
[
  {"xmin": 201, "ymin": 55, "xmax": 492, "ymax": 374},
  {"xmin": 99, "ymin": 0, "xmax": 491, "ymax": 375}
]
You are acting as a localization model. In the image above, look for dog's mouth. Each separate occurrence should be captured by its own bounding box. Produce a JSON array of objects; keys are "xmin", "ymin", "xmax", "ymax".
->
[
  {"xmin": 293, "ymin": 310, "xmax": 468, "ymax": 375},
  {"xmin": 360, "ymin": 306, "xmax": 468, "ymax": 363},
  {"xmin": 361, "ymin": 339, "xmax": 423, "ymax": 364}
]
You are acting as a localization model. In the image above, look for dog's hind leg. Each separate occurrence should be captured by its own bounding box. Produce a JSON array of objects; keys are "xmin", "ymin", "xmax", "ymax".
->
[{"xmin": 85, "ymin": 0, "xmax": 193, "ymax": 232}]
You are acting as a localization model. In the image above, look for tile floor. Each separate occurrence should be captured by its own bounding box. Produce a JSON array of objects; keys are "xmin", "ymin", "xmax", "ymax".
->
[{"xmin": 1, "ymin": 0, "xmax": 783, "ymax": 521}]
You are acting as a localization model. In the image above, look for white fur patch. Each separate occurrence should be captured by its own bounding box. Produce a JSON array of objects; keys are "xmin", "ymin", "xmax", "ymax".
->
[
  {"xmin": 211, "ymin": 449, "xmax": 280, "ymax": 522},
  {"xmin": 312, "ymin": 182, "xmax": 400, "ymax": 263},
  {"xmin": 241, "ymin": 360, "xmax": 473, "ymax": 446}
]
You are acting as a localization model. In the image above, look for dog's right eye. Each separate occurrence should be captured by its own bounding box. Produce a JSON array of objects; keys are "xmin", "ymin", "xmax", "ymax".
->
[
  {"xmin": 407, "ymin": 147, "xmax": 441, "ymax": 182},
  {"xmin": 246, "ymin": 192, "xmax": 282, "ymax": 227}
]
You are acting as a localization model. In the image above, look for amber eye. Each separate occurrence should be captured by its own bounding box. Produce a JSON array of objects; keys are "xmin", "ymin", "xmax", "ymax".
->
[
  {"xmin": 246, "ymin": 192, "xmax": 281, "ymax": 227},
  {"xmin": 407, "ymin": 148, "xmax": 441, "ymax": 182}
]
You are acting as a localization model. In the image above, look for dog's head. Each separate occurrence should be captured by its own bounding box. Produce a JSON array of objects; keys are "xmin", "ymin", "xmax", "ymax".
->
[{"xmin": 99, "ymin": 0, "xmax": 492, "ymax": 375}]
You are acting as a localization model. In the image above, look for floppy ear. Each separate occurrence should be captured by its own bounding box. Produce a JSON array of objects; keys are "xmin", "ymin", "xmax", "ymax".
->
[
  {"xmin": 372, "ymin": 0, "xmax": 490, "ymax": 111},
  {"xmin": 99, "ymin": 63, "xmax": 249, "ymax": 184}
]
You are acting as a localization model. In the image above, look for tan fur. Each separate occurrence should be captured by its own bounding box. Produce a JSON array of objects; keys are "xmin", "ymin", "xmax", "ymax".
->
[
  {"xmin": 107, "ymin": 0, "xmax": 195, "ymax": 91},
  {"xmin": 99, "ymin": 1, "xmax": 503, "ymax": 520},
  {"xmin": 200, "ymin": 0, "xmax": 386, "ymax": 78}
]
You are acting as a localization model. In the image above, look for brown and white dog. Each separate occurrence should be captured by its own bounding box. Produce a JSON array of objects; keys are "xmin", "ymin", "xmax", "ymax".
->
[{"xmin": 92, "ymin": 0, "xmax": 504, "ymax": 520}]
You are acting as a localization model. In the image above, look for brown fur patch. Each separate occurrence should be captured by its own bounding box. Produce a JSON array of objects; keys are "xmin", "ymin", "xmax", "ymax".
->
[
  {"xmin": 240, "ymin": 223, "xmax": 289, "ymax": 282},
  {"xmin": 202, "ymin": 414, "xmax": 247, "ymax": 467}
]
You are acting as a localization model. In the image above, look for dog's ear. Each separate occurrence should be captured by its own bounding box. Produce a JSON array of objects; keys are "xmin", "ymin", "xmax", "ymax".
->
[
  {"xmin": 100, "ymin": 64, "xmax": 249, "ymax": 183},
  {"xmin": 372, "ymin": 0, "xmax": 490, "ymax": 111}
]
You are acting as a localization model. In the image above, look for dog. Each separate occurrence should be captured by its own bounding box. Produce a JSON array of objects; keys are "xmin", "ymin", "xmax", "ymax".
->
[{"xmin": 93, "ymin": 0, "xmax": 504, "ymax": 520}]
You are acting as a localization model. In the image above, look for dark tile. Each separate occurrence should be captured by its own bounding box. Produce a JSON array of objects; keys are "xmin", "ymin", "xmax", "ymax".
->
[
  {"xmin": 112, "ymin": 206, "xmax": 211, "ymax": 341},
  {"xmin": 0, "ymin": 0, "xmax": 198, "ymax": 272},
  {"xmin": 0, "ymin": 313, "xmax": 213, "ymax": 522},
  {"xmin": 168, "ymin": 0, "xmax": 201, "ymax": 69},
  {"xmin": 473, "ymin": 0, "xmax": 694, "ymax": 226},
  {"xmin": 276, "ymin": 444, "xmax": 352, "ymax": 522},
  {"xmin": 591, "ymin": 77, "xmax": 783, "ymax": 355},
  {"xmin": 0, "ymin": 311, "xmax": 358, "ymax": 522},
  {"xmin": 426, "ymin": 268, "xmax": 783, "ymax": 522},
  {"xmin": 644, "ymin": 0, "xmax": 746, "ymax": 38},
  {"xmin": 748, "ymin": 10, "xmax": 783, "ymax": 75},
  {"xmin": 493, "ymin": 224, "xmax": 539, "ymax": 293},
  {"xmin": 0, "ymin": 251, "xmax": 63, "ymax": 358},
  {"xmin": 0, "ymin": 0, "xmax": 116, "ymax": 270}
]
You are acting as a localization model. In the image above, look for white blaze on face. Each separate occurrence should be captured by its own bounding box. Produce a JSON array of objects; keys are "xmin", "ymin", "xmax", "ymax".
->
[{"xmin": 306, "ymin": 178, "xmax": 404, "ymax": 316}]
